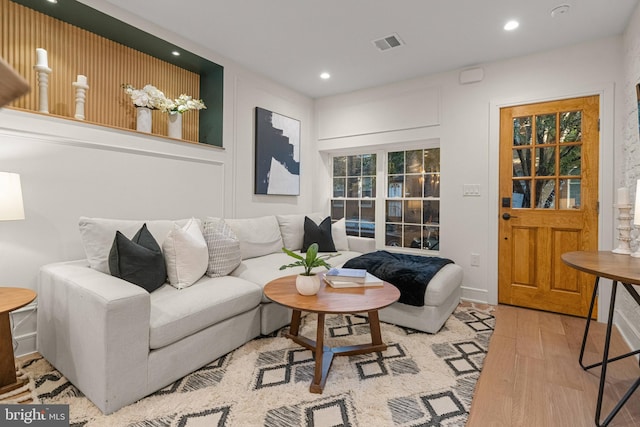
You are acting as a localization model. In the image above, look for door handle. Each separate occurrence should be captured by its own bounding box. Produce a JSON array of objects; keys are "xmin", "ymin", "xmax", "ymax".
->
[{"xmin": 502, "ymin": 213, "xmax": 518, "ymax": 220}]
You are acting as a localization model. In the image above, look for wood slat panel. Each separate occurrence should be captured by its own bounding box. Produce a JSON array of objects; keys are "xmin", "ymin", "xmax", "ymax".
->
[{"xmin": 0, "ymin": 0, "xmax": 201, "ymax": 142}]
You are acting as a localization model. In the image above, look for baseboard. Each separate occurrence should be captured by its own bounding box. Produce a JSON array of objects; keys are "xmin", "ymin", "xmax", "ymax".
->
[
  {"xmin": 460, "ymin": 286, "xmax": 489, "ymax": 304},
  {"xmin": 614, "ymin": 309, "xmax": 640, "ymax": 360}
]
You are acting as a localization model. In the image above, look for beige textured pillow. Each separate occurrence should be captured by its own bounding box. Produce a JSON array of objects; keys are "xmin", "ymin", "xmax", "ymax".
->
[{"xmin": 203, "ymin": 218, "xmax": 242, "ymax": 277}]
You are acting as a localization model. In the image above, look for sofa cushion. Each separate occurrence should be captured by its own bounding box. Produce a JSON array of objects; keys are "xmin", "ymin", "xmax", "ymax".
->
[
  {"xmin": 108, "ymin": 224, "xmax": 166, "ymax": 293},
  {"xmin": 225, "ymin": 216, "xmax": 283, "ymax": 260},
  {"xmin": 302, "ymin": 216, "xmax": 336, "ymax": 252},
  {"xmin": 230, "ymin": 250, "xmax": 365, "ymax": 302},
  {"xmin": 331, "ymin": 218, "xmax": 349, "ymax": 251},
  {"xmin": 203, "ymin": 218, "xmax": 242, "ymax": 277},
  {"xmin": 79, "ymin": 217, "xmax": 191, "ymax": 274},
  {"xmin": 276, "ymin": 213, "xmax": 323, "ymax": 251},
  {"xmin": 149, "ymin": 275, "xmax": 262, "ymax": 349},
  {"xmin": 163, "ymin": 218, "xmax": 208, "ymax": 290}
]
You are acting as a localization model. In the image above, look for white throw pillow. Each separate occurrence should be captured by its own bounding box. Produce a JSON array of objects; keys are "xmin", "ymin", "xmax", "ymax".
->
[
  {"xmin": 332, "ymin": 218, "xmax": 349, "ymax": 251},
  {"xmin": 276, "ymin": 212, "xmax": 323, "ymax": 251},
  {"xmin": 203, "ymin": 218, "xmax": 242, "ymax": 277},
  {"xmin": 225, "ymin": 216, "xmax": 284, "ymax": 259},
  {"xmin": 163, "ymin": 218, "xmax": 208, "ymax": 289},
  {"xmin": 79, "ymin": 217, "xmax": 191, "ymax": 274}
]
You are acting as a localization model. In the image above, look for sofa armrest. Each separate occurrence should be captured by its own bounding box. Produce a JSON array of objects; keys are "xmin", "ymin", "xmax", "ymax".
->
[
  {"xmin": 347, "ymin": 236, "xmax": 376, "ymax": 254},
  {"xmin": 37, "ymin": 260, "xmax": 150, "ymax": 414}
]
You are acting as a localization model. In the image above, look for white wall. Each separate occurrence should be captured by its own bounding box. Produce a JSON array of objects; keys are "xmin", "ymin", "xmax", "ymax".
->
[
  {"xmin": 3, "ymin": 1, "xmax": 316, "ymax": 355},
  {"xmin": 316, "ymin": 37, "xmax": 622, "ymax": 307},
  {"xmin": 618, "ymin": 2, "xmax": 640, "ymax": 353}
]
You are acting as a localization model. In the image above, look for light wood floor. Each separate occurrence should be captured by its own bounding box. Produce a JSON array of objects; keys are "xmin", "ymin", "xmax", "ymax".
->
[{"xmin": 467, "ymin": 304, "xmax": 640, "ymax": 427}]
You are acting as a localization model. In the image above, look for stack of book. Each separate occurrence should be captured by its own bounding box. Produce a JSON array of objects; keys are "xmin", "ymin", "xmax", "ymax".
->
[{"xmin": 323, "ymin": 267, "xmax": 383, "ymax": 288}]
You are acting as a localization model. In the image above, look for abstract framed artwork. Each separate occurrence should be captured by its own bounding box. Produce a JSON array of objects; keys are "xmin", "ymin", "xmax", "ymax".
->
[{"xmin": 254, "ymin": 107, "xmax": 301, "ymax": 195}]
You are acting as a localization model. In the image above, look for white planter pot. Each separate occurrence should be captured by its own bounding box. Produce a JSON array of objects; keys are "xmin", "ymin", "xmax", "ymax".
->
[
  {"xmin": 167, "ymin": 112, "xmax": 182, "ymax": 139},
  {"xmin": 296, "ymin": 274, "xmax": 320, "ymax": 296},
  {"xmin": 136, "ymin": 107, "xmax": 152, "ymax": 133}
]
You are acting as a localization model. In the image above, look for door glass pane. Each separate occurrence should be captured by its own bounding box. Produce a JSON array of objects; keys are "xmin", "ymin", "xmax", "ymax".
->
[
  {"xmin": 536, "ymin": 179, "xmax": 556, "ymax": 208},
  {"xmin": 388, "ymin": 176, "xmax": 403, "ymax": 197},
  {"xmin": 513, "ymin": 149, "xmax": 531, "ymax": 177},
  {"xmin": 536, "ymin": 147, "xmax": 555, "ymax": 176},
  {"xmin": 559, "ymin": 145, "xmax": 581, "ymax": 175},
  {"xmin": 404, "ymin": 225, "xmax": 422, "ymax": 249},
  {"xmin": 385, "ymin": 224, "xmax": 402, "ymax": 247},
  {"xmin": 362, "ymin": 154, "xmax": 376, "ymax": 175},
  {"xmin": 406, "ymin": 150, "xmax": 423, "ymax": 173},
  {"xmin": 424, "ymin": 173, "xmax": 440, "ymax": 197},
  {"xmin": 424, "ymin": 148, "xmax": 440, "ymax": 172},
  {"xmin": 423, "ymin": 200, "xmax": 440, "ymax": 224},
  {"xmin": 404, "ymin": 200, "xmax": 421, "ymax": 224},
  {"xmin": 513, "ymin": 116, "xmax": 532, "ymax": 146},
  {"xmin": 361, "ymin": 200, "xmax": 375, "ymax": 222},
  {"xmin": 536, "ymin": 114, "xmax": 557, "ymax": 144},
  {"xmin": 331, "ymin": 200, "xmax": 344, "ymax": 219},
  {"xmin": 386, "ymin": 200, "xmax": 402, "ymax": 222},
  {"xmin": 347, "ymin": 177, "xmax": 360, "ymax": 198},
  {"xmin": 345, "ymin": 200, "xmax": 359, "ymax": 220},
  {"xmin": 362, "ymin": 176, "xmax": 375, "ymax": 197},
  {"xmin": 512, "ymin": 180, "xmax": 531, "ymax": 208},
  {"xmin": 388, "ymin": 152, "xmax": 404, "ymax": 174},
  {"xmin": 347, "ymin": 155, "xmax": 362, "ymax": 176},
  {"xmin": 405, "ymin": 174, "xmax": 422, "ymax": 197},
  {"xmin": 560, "ymin": 111, "xmax": 582, "ymax": 142},
  {"xmin": 333, "ymin": 178, "xmax": 345, "ymax": 197},
  {"xmin": 333, "ymin": 156, "xmax": 346, "ymax": 176},
  {"xmin": 559, "ymin": 179, "xmax": 581, "ymax": 209}
]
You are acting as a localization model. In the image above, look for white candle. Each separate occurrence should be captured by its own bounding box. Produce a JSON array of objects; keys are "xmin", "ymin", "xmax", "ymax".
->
[
  {"xmin": 36, "ymin": 48, "xmax": 48, "ymax": 67},
  {"xmin": 618, "ymin": 187, "xmax": 629, "ymax": 205},
  {"xmin": 76, "ymin": 75, "xmax": 87, "ymax": 85}
]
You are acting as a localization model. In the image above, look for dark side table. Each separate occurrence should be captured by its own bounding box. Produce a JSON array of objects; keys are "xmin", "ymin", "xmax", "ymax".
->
[{"xmin": 561, "ymin": 251, "xmax": 640, "ymax": 427}]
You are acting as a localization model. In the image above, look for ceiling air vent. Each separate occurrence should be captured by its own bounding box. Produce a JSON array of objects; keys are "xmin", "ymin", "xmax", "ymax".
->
[{"xmin": 372, "ymin": 33, "xmax": 404, "ymax": 51}]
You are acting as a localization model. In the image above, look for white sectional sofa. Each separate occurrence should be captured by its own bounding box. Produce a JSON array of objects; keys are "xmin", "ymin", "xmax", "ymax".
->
[{"xmin": 37, "ymin": 213, "xmax": 462, "ymax": 414}]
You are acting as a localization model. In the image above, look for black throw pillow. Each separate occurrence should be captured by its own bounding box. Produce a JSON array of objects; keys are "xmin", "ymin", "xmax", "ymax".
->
[
  {"xmin": 108, "ymin": 223, "xmax": 167, "ymax": 292},
  {"xmin": 302, "ymin": 216, "xmax": 336, "ymax": 253}
]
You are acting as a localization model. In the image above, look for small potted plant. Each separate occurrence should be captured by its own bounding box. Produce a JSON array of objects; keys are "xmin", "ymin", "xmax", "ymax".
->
[{"xmin": 279, "ymin": 243, "xmax": 337, "ymax": 295}]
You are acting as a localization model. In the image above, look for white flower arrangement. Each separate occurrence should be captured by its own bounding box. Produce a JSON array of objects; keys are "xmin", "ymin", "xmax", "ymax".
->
[
  {"xmin": 168, "ymin": 94, "xmax": 207, "ymax": 114},
  {"xmin": 123, "ymin": 84, "xmax": 206, "ymax": 114}
]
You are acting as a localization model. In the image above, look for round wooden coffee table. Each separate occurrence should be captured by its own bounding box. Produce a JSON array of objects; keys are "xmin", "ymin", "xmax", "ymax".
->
[
  {"xmin": 0, "ymin": 287, "xmax": 36, "ymax": 394},
  {"xmin": 264, "ymin": 274, "xmax": 400, "ymax": 393}
]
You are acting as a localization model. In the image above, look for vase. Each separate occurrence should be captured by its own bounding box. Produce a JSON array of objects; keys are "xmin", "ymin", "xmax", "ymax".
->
[
  {"xmin": 167, "ymin": 112, "xmax": 182, "ymax": 139},
  {"xmin": 296, "ymin": 274, "xmax": 321, "ymax": 296},
  {"xmin": 136, "ymin": 106, "xmax": 152, "ymax": 133}
]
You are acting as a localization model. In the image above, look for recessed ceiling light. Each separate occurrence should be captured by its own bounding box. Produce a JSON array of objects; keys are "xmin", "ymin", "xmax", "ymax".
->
[
  {"xmin": 171, "ymin": 51, "xmax": 180, "ymax": 56},
  {"xmin": 46, "ymin": 0, "xmax": 58, "ymax": 3},
  {"xmin": 320, "ymin": 72, "xmax": 330, "ymax": 80},
  {"xmin": 504, "ymin": 20, "xmax": 519, "ymax": 31}
]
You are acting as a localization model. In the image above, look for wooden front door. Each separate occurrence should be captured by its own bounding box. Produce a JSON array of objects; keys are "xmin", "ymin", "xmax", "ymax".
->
[{"xmin": 498, "ymin": 95, "xmax": 599, "ymax": 317}]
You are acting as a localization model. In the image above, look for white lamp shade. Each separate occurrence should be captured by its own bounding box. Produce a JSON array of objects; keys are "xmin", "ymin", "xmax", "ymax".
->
[{"xmin": 0, "ymin": 172, "xmax": 25, "ymax": 221}]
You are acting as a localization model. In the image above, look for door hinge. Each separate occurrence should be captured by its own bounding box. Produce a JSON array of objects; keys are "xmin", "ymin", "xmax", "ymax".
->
[
  {"xmin": 598, "ymin": 118, "xmax": 600, "ymax": 131},
  {"xmin": 597, "ymin": 201, "xmax": 600, "ymax": 214}
]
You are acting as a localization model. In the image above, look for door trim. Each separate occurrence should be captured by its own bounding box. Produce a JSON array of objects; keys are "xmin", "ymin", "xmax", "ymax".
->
[{"xmin": 488, "ymin": 84, "xmax": 615, "ymax": 321}]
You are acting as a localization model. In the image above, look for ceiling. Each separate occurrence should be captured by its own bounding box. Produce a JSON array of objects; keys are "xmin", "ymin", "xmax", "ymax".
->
[{"xmin": 92, "ymin": 0, "xmax": 638, "ymax": 98}]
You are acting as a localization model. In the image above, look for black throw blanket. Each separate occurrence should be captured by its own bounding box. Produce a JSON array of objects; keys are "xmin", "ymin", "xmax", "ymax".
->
[{"xmin": 343, "ymin": 251, "xmax": 453, "ymax": 307}]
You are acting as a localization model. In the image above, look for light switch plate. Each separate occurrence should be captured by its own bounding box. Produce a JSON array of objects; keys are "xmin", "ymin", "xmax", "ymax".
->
[{"xmin": 463, "ymin": 184, "xmax": 481, "ymax": 196}]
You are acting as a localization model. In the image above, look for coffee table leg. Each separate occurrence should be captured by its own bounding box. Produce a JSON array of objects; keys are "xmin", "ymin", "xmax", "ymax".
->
[
  {"xmin": 289, "ymin": 310, "xmax": 302, "ymax": 336},
  {"xmin": 310, "ymin": 313, "xmax": 333, "ymax": 393},
  {"xmin": 368, "ymin": 310, "xmax": 383, "ymax": 346}
]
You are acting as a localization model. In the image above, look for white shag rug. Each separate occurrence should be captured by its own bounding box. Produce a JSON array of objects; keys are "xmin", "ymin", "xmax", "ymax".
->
[{"xmin": 18, "ymin": 304, "xmax": 495, "ymax": 427}]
